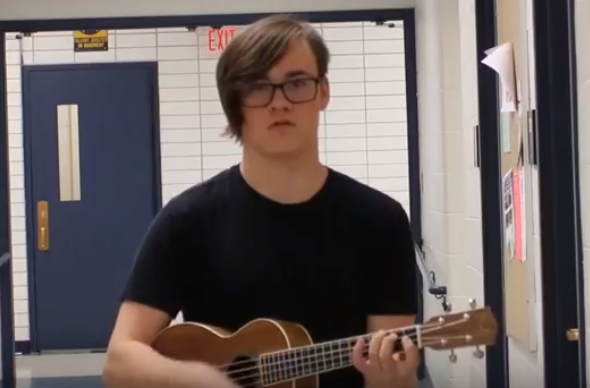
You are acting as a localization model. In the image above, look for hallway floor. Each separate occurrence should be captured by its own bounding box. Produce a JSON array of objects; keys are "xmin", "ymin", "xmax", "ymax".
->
[
  {"xmin": 13, "ymin": 354, "xmax": 434, "ymax": 387},
  {"xmin": 14, "ymin": 354, "xmax": 103, "ymax": 388}
]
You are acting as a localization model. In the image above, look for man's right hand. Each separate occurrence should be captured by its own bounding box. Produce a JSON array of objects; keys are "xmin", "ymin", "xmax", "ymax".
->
[{"xmin": 103, "ymin": 302, "xmax": 241, "ymax": 388}]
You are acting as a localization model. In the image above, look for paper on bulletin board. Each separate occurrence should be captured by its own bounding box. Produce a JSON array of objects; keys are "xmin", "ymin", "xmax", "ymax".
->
[
  {"xmin": 482, "ymin": 42, "xmax": 518, "ymax": 112},
  {"xmin": 503, "ymin": 167, "xmax": 526, "ymax": 262}
]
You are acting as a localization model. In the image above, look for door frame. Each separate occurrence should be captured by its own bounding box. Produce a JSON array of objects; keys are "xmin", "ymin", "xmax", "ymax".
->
[
  {"xmin": 474, "ymin": 0, "xmax": 510, "ymax": 387},
  {"xmin": 21, "ymin": 62, "xmax": 162, "ymax": 353},
  {"xmin": 1, "ymin": 8, "xmax": 423, "ymax": 356},
  {"xmin": 532, "ymin": 0, "xmax": 585, "ymax": 387}
]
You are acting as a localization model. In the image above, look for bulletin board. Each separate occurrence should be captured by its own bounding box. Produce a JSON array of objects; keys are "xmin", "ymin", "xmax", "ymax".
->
[{"xmin": 490, "ymin": 0, "xmax": 532, "ymax": 348}]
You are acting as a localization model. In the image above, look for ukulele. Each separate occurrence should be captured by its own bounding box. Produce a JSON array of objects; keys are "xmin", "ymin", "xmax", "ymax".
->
[{"xmin": 151, "ymin": 306, "xmax": 498, "ymax": 388}]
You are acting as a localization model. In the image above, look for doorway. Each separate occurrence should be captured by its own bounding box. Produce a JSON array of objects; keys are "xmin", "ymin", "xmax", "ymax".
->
[
  {"xmin": 22, "ymin": 62, "xmax": 161, "ymax": 352},
  {"xmin": 476, "ymin": 0, "xmax": 585, "ymax": 387}
]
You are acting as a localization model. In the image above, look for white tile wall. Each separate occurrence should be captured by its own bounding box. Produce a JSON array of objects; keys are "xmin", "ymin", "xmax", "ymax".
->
[
  {"xmin": 4, "ymin": 23, "xmax": 411, "ymax": 341},
  {"xmin": 416, "ymin": 0, "xmax": 481, "ymax": 385}
]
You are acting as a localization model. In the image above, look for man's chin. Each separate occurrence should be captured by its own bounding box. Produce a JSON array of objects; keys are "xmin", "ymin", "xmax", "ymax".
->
[{"xmin": 259, "ymin": 144, "xmax": 313, "ymax": 159}]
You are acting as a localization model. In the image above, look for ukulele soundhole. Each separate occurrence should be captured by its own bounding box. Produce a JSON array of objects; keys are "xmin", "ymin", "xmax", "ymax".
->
[{"xmin": 227, "ymin": 354, "xmax": 261, "ymax": 388}]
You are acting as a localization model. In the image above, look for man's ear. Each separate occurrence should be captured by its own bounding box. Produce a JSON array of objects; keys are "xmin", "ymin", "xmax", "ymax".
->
[{"xmin": 319, "ymin": 77, "xmax": 330, "ymax": 111}]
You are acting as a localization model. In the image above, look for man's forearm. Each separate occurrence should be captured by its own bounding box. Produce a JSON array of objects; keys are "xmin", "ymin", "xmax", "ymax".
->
[{"xmin": 103, "ymin": 341, "xmax": 235, "ymax": 388}]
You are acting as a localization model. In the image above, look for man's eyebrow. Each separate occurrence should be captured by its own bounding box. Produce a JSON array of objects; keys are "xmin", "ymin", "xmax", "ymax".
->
[
  {"xmin": 252, "ymin": 70, "xmax": 316, "ymax": 84},
  {"xmin": 284, "ymin": 70, "xmax": 315, "ymax": 78}
]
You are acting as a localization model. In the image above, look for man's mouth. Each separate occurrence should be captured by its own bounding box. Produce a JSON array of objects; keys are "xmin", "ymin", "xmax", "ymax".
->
[{"xmin": 269, "ymin": 120, "xmax": 295, "ymax": 128}]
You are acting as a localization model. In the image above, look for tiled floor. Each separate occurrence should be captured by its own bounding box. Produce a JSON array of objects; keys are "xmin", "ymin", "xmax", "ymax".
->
[
  {"xmin": 15, "ymin": 377, "xmax": 102, "ymax": 388},
  {"xmin": 13, "ymin": 354, "xmax": 103, "ymax": 388},
  {"xmin": 12, "ymin": 354, "xmax": 433, "ymax": 388}
]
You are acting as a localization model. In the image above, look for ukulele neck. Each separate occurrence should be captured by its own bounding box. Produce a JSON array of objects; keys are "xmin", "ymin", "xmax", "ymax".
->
[{"xmin": 259, "ymin": 325, "xmax": 421, "ymax": 385}]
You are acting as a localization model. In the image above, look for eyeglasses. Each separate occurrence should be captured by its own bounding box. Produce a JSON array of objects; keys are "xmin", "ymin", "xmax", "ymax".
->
[{"xmin": 241, "ymin": 77, "xmax": 320, "ymax": 108}]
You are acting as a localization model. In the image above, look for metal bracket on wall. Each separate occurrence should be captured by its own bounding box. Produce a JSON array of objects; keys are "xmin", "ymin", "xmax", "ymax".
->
[{"xmin": 527, "ymin": 109, "xmax": 538, "ymax": 165}]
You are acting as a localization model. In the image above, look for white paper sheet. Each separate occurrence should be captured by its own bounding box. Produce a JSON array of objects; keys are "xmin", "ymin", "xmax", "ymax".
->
[{"xmin": 482, "ymin": 42, "xmax": 518, "ymax": 112}]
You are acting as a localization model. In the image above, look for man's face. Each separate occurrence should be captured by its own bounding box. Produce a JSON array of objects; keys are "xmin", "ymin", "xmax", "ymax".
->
[{"xmin": 240, "ymin": 39, "xmax": 330, "ymax": 157}]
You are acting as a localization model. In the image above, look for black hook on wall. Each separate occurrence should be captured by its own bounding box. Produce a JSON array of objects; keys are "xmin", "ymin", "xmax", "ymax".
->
[
  {"xmin": 415, "ymin": 244, "xmax": 451, "ymax": 313},
  {"xmin": 428, "ymin": 271, "xmax": 451, "ymax": 312}
]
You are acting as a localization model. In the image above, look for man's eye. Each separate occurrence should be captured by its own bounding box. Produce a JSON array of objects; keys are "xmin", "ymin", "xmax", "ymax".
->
[{"xmin": 290, "ymin": 79, "xmax": 310, "ymax": 88}]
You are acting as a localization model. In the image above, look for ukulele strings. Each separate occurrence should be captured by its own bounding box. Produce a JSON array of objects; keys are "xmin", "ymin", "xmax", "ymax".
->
[
  {"xmin": 218, "ymin": 320, "xmax": 450, "ymax": 371},
  {"xmin": 224, "ymin": 319, "xmax": 468, "ymax": 385},
  {"xmin": 217, "ymin": 321, "xmax": 429, "ymax": 371},
  {"xmin": 235, "ymin": 335, "xmax": 472, "ymax": 388},
  {"xmin": 220, "ymin": 321, "xmax": 441, "ymax": 374}
]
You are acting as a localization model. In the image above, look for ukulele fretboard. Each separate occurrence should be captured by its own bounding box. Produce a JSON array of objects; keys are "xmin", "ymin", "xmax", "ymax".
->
[{"xmin": 259, "ymin": 326, "xmax": 419, "ymax": 385}]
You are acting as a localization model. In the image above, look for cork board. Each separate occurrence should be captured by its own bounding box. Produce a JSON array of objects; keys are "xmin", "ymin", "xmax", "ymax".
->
[{"xmin": 496, "ymin": 0, "xmax": 531, "ymax": 346}]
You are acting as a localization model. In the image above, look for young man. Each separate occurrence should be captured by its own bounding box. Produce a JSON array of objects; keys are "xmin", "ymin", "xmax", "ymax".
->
[{"xmin": 103, "ymin": 14, "xmax": 420, "ymax": 388}]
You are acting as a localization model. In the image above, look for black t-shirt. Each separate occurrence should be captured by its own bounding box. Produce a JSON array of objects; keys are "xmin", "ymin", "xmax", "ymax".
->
[{"xmin": 123, "ymin": 164, "xmax": 418, "ymax": 388}]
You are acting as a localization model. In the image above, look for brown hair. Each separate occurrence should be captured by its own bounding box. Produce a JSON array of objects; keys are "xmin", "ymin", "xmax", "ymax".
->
[{"xmin": 215, "ymin": 14, "xmax": 330, "ymax": 141}]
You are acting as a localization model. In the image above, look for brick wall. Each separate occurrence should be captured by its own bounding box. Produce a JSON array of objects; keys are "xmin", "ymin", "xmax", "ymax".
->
[{"xmin": 4, "ymin": 22, "xmax": 411, "ymax": 341}]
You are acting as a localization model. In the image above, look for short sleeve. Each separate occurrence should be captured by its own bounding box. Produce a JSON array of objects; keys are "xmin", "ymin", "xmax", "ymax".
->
[
  {"xmin": 362, "ymin": 202, "xmax": 419, "ymax": 316},
  {"xmin": 121, "ymin": 198, "xmax": 191, "ymax": 318}
]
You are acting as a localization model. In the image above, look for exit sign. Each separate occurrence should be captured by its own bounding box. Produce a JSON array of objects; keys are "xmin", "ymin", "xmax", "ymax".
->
[{"xmin": 208, "ymin": 28, "xmax": 237, "ymax": 52}]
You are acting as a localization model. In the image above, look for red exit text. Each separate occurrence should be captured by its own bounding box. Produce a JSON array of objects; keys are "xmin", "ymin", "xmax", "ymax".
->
[{"xmin": 208, "ymin": 28, "xmax": 237, "ymax": 52}]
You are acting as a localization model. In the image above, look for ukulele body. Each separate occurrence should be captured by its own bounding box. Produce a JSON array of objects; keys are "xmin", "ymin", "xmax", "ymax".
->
[{"xmin": 152, "ymin": 318, "xmax": 318, "ymax": 388}]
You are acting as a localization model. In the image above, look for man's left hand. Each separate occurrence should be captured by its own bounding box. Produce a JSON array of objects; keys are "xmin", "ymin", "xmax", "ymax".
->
[{"xmin": 352, "ymin": 330, "xmax": 420, "ymax": 388}]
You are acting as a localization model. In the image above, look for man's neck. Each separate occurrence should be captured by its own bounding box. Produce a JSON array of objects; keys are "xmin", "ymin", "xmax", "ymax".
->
[{"xmin": 240, "ymin": 151, "xmax": 328, "ymax": 204}]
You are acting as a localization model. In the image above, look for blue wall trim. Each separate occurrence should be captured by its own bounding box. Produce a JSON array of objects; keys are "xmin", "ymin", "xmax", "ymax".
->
[
  {"xmin": 0, "ymin": 253, "xmax": 15, "ymax": 388},
  {"xmin": 403, "ymin": 12, "xmax": 422, "ymax": 245},
  {"xmin": 400, "ymin": 12, "xmax": 425, "ymax": 381},
  {"xmin": 0, "ymin": 33, "xmax": 16, "ymax": 388},
  {"xmin": 20, "ymin": 62, "xmax": 162, "ymax": 353},
  {"xmin": 474, "ymin": 1, "xmax": 509, "ymax": 388}
]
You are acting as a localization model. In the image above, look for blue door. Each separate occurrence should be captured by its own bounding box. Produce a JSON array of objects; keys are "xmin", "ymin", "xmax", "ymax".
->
[{"xmin": 22, "ymin": 63, "xmax": 160, "ymax": 352}]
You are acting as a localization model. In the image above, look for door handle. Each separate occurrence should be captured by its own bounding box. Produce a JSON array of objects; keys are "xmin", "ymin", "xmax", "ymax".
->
[
  {"xmin": 37, "ymin": 201, "xmax": 49, "ymax": 251},
  {"xmin": 566, "ymin": 328, "xmax": 579, "ymax": 341}
]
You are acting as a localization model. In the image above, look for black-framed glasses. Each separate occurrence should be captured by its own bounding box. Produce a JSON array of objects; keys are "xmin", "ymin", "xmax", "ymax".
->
[{"xmin": 241, "ymin": 77, "xmax": 320, "ymax": 108}]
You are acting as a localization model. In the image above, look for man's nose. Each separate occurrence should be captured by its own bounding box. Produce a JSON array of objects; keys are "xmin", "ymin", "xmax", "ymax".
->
[{"xmin": 269, "ymin": 88, "xmax": 292, "ymax": 110}]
